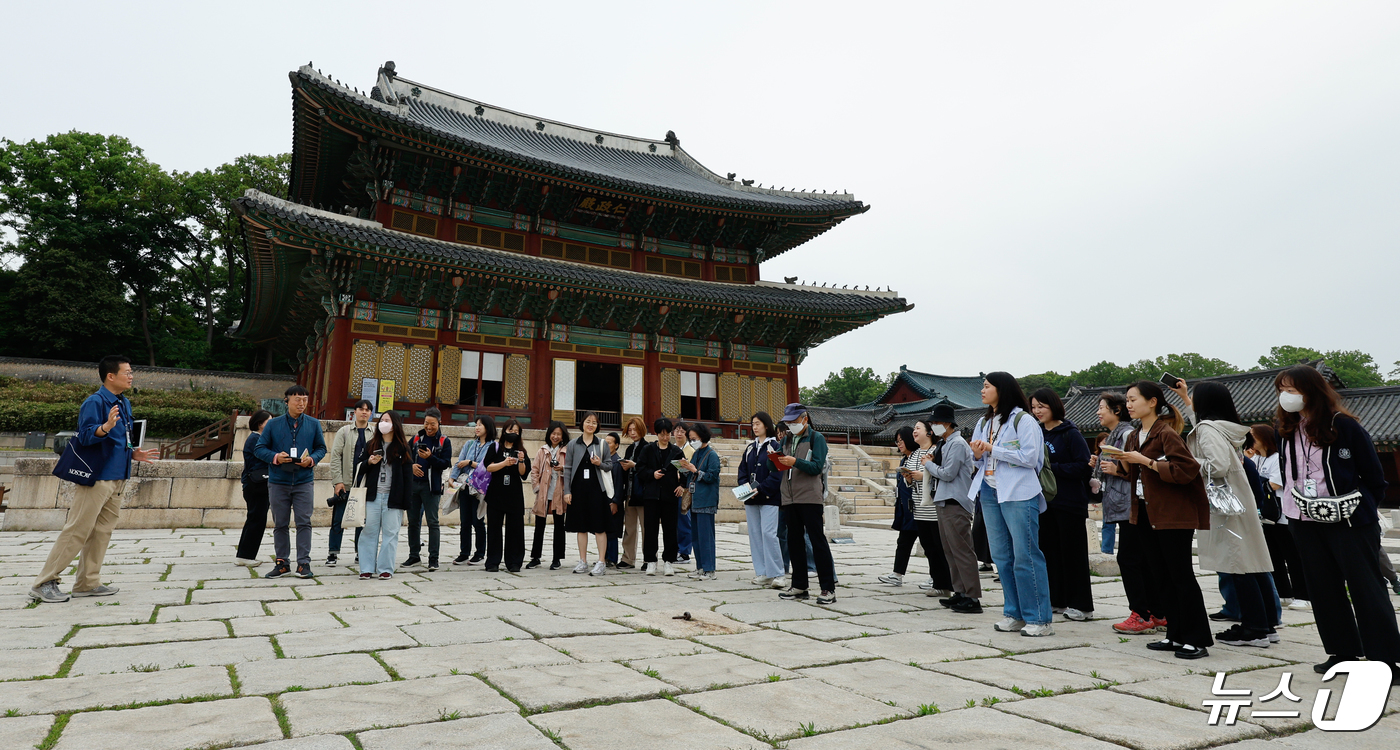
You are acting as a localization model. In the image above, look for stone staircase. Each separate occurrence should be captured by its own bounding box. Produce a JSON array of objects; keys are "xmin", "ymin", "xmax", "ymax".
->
[{"xmin": 701, "ymin": 436, "xmax": 900, "ymax": 526}]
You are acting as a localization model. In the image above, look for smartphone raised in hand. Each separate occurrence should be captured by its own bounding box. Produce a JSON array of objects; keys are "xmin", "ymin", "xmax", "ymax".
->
[{"xmin": 1160, "ymin": 372, "xmax": 1183, "ymax": 389}]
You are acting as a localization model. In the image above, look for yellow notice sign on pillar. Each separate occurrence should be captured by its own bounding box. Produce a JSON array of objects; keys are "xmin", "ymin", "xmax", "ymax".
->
[{"xmin": 378, "ymin": 380, "xmax": 396, "ymax": 412}]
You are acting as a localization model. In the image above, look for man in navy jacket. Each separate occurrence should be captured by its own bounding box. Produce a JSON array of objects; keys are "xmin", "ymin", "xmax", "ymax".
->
[{"xmin": 255, "ymin": 385, "xmax": 327, "ymax": 579}]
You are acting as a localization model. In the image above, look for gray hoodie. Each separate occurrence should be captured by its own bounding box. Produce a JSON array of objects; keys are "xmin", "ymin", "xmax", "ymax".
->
[{"xmin": 925, "ymin": 433, "xmax": 975, "ymax": 515}]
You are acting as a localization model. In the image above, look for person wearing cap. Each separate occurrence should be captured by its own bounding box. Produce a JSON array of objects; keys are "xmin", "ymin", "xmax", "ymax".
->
[
  {"xmin": 774, "ymin": 403, "xmax": 838, "ymax": 604},
  {"xmin": 922, "ymin": 403, "xmax": 982, "ymax": 613}
]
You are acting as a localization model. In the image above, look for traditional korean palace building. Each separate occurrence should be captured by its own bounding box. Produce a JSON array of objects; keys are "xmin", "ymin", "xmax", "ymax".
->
[{"xmin": 233, "ymin": 62, "xmax": 910, "ymax": 433}]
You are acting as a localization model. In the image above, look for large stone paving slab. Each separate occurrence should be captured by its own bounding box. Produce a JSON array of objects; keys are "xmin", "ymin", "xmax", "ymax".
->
[
  {"xmin": 767, "ymin": 618, "xmax": 892, "ymax": 641},
  {"xmin": 190, "ymin": 586, "xmax": 299, "ymax": 604},
  {"xmin": 1009, "ymin": 646, "xmax": 1196, "ymax": 684},
  {"xmin": 0, "ymin": 664, "xmax": 231, "ymax": 715},
  {"xmin": 70, "ymin": 636, "xmax": 275, "ymax": 675},
  {"xmin": 927, "ymin": 656, "xmax": 1104, "ymax": 693},
  {"xmin": 156, "ymin": 600, "xmax": 266, "ymax": 622},
  {"xmin": 541, "ymin": 632, "xmax": 713, "ymax": 662},
  {"xmin": 279, "ymin": 675, "xmax": 515, "ymax": 736},
  {"xmin": 841, "ymin": 611, "xmax": 974, "ymax": 633},
  {"xmin": 273, "ymin": 626, "xmax": 417, "ymax": 657},
  {"xmin": 230, "ymin": 612, "xmax": 345, "ymax": 637},
  {"xmin": 800, "ymin": 659, "xmax": 1018, "ymax": 711},
  {"xmin": 485, "ymin": 660, "xmax": 672, "ymax": 710},
  {"xmin": 1, "ymin": 624, "xmax": 70, "ymax": 649},
  {"xmin": 336, "ymin": 606, "xmax": 453, "ymax": 627},
  {"xmin": 0, "ymin": 715, "xmax": 54, "ymax": 750},
  {"xmin": 842, "ymin": 631, "xmax": 1003, "ymax": 664},
  {"xmin": 237, "ymin": 736, "xmax": 355, "ymax": 750},
  {"xmin": 401, "ymin": 617, "xmax": 532, "ymax": 646},
  {"xmin": 436, "ymin": 601, "xmax": 548, "ymax": 620},
  {"xmin": 628, "ymin": 651, "xmax": 799, "ymax": 691},
  {"xmin": 0, "ymin": 646, "xmax": 70, "ymax": 680},
  {"xmin": 678, "ymin": 677, "xmax": 906, "ymax": 739},
  {"xmin": 236, "ymin": 652, "xmax": 390, "ymax": 694},
  {"xmin": 528, "ymin": 698, "xmax": 767, "ymax": 750},
  {"xmin": 996, "ymin": 689, "xmax": 1266, "ymax": 749},
  {"xmin": 358, "ymin": 712, "xmax": 557, "ymax": 750},
  {"xmin": 54, "ymin": 696, "xmax": 282, "ymax": 750},
  {"xmin": 783, "ymin": 706, "xmax": 1123, "ymax": 749},
  {"xmin": 714, "ymin": 600, "xmax": 844, "ymax": 624},
  {"xmin": 266, "ymin": 595, "xmax": 409, "ymax": 616},
  {"xmin": 379, "ymin": 639, "xmax": 576, "ymax": 679},
  {"xmin": 694, "ymin": 629, "xmax": 869, "ymax": 669},
  {"xmin": 500, "ymin": 613, "xmax": 633, "ymax": 637},
  {"xmin": 67, "ymin": 620, "xmax": 229, "ymax": 648}
]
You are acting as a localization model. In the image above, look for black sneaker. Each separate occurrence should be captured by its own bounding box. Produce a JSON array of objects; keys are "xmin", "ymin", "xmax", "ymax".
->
[
  {"xmin": 402, "ymin": 556, "xmax": 422, "ymax": 569},
  {"xmin": 779, "ymin": 588, "xmax": 809, "ymax": 600},
  {"xmin": 264, "ymin": 560, "xmax": 292, "ymax": 579},
  {"xmin": 427, "ymin": 562, "xmax": 439, "ymax": 572},
  {"xmin": 678, "ymin": 554, "xmax": 691, "ymax": 563},
  {"xmin": 453, "ymin": 555, "xmax": 470, "ymax": 566},
  {"xmin": 1208, "ymin": 611, "xmax": 1239, "ymax": 622},
  {"xmin": 326, "ymin": 553, "xmax": 338, "ymax": 567},
  {"xmin": 549, "ymin": 560, "xmax": 561, "ymax": 570},
  {"xmin": 295, "ymin": 563, "xmax": 315, "ymax": 579},
  {"xmin": 526, "ymin": 559, "xmax": 542, "ymax": 569},
  {"xmin": 939, "ymin": 593, "xmax": 966, "ymax": 608},
  {"xmin": 979, "ymin": 562, "xmax": 994, "ymax": 572},
  {"xmin": 484, "ymin": 566, "xmax": 500, "ymax": 573},
  {"xmin": 951, "ymin": 598, "xmax": 983, "ymax": 614},
  {"xmin": 1217, "ymin": 626, "xmax": 1269, "ymax": 648},
  {"xmin": 616, "ymin": 562, "xmax": 634, "ymax": 569},
  {"xmin": 1313, "ymin": 655, "xmax": 1355, "ymax": 674},
  {"xmin": 469, "ymin": 554, "xmax": 485, "ymax": 564},
  {"xmin": 816, "ymin": 590, "xmax": 837, "ymax": 605}
]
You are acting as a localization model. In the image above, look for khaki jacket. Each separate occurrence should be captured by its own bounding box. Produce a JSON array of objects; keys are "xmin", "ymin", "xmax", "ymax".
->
[{"xmin": 1187, "ymin": 415, "xmax": 1273, "ymax": 574}]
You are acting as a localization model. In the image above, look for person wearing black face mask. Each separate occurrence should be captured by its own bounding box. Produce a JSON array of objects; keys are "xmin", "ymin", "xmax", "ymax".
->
[{"xmin": 483, "ymin": 419, "xmax": 531, "ymax": 572}]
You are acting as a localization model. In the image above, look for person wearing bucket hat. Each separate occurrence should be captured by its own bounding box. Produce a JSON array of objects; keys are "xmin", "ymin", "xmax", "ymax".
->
[
  {"xmin": 922, "ymin": 403, "xmax": 982, "ymax": 613},
  {"xmin": 774, "ymin": 403, "xmax": 839, "ymax": 605}
]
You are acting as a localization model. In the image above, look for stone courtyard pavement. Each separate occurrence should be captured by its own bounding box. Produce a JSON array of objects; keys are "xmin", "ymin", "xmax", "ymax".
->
[{"xmin": 1, "ymin": 524, "xmax": 1396, "ymax": 750}]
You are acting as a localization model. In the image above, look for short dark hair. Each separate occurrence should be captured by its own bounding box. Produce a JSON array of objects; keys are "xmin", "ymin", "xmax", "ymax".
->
[
  {"xmin": 477, "ymin": 415, "xmax": 497, "ymax": 443},
  {"xmin": 249, "ymin": 409, "xmax": 273, "ymax": 432},
  {"xmin": 895, "ymin": 426, "xmax": 915, "ymax": 452},
  {"xmin": 1191, "ymin": 382, "xmax": 1242, "ymax": 424},
  {"xmin": 750, "ymin": 411, "xmax": 775, "ymax": 440},
  {"xmin": 578, "ymin": 411, "xmax": 600, "ymax": 430},
  {"xmin": 284, "ymin": 385, "xmax": 309, "ymax": 399},
  {"xmin": 353, "ymin": 399, "xmax": 375, "ymax": 412},
  {"xmin": 500, "ymin": 417, "xmax": 522, "ymax": 436},
  {"xmin": 606, "ymin": 431, "xmax": 622, "ymax": 447},
  {"xmin": 688, "ymin": 423, "xmax": 712, "ymax": 443},
  {"xmin": 1099, "ymin": 392, "xmax": 1130, "ymax": 423},
  {"xmin": 671, "ymin": 421, "xmax": 689, "ymax": 433},
  {"xmin": 423, "ymin": 407, "xmax": 442, "ymax": 421},
  {"xmin": 98, "ymin": 355, "xmax": 130, "ymax": 383},
  {"xmin": 1029, "ymin": 387, "xmax": 1066, "ymax": 422},
  {"xmin": 653, "ymin": 417, "xmax": 673, "ymax": 434},
  {"xmin": 546, "ymin": 420, "xmax": 569, "ymax": 446}
]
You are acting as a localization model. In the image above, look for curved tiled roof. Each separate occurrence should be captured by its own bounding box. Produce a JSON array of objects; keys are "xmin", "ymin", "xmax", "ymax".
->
[
  {"xmin": 1331, "ymin": 385, "xmax": 1400, "ymax": 448},
  {"xmin": 236, "ymin": 191, "xmax": 908, "ymax": 319},
  {"xmin": 876, "ymin": 367, "xmax": 985, "ymax": 409},
  {"xmin": 294, "ymin": 66, "xmax": 866, "ymax": 216}
]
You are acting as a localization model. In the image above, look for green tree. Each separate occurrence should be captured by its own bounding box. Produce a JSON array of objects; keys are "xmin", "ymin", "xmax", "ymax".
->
[
  {"xmin": 1257, "ymin": 345, "xmax": 1385, "ymax": 388},
  {"xmin": 800, "ymin": 367, "xmax": 892, "ymax": 408},
  {"xmin": 1122, "ymin": 353, "xmax": 1240, "ymax": 382},
  {"xmin": 6, "ymin": 248, "xmax": 132, "ymax": 358},
  {"xmin": 1018, "ymin": 371, "xmax": 1071, "ymax": 397}
]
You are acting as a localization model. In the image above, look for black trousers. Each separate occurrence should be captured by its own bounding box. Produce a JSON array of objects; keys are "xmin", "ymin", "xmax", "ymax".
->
[
  {"xmin": 1231, "ymin": 572, "xmax": 1274, "ymax": 635},
  {"xmin": 1290, "ymin": 520, "xmax": 1400, "ymax": 667},
  {"xmin": 237, "ymin": 482, "xmax": 269, "ymax": 560},
  {"xmin": 915, "ymin": 520, "xmax": 953, "ymax": 590},
  {"xmin": 973, "ymin": 501, "xmax": 992, "ymax": 564},
  {"xmin": 406, "ymin": 483, "xmax": 441, "ymax": 563},
  {"xmin": 531, "ymin": 511, "xmax": 566, "ymax": 563},
  {"xmin": 485, "ymin": 497, "xmax": 525, "ymax": 571},
  {"xmin": 643, "ymin": 495, "xmax": 678, "ymax": 563},
  {"xmin": 1039, "ymin": 506, "xmax": 1094, "ymax": 613},
  {"xmin": 893, "ymin": 529, "xmax": 918, "ymax": 575},
  {"xmin": 1118, "ymin": 514, "xmax": 1163, "ymax": 619},
  {"xmin": 459, "ymin": 511, "xmax": 485, "ymax": 558},
  {"xmin": 786, "ymin": 504, "xmax": 836, "ymax": 593},
  {"xmin": 1262, "ymin": 522, "xmax": 1307, "ymax": 601},
  {"xmin": 1140, "ymin": 522, "xmax": 1213, "ymax": 649}
]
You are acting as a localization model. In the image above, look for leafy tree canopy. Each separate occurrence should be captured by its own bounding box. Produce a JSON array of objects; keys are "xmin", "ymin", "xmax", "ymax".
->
[
  {"xmin": 1257, "ymin": 345, "xmax": 1386, "ymax": 388},
  {"xmin": 800, "ymin": 366, "xmax": 893, "ymax": 408}
]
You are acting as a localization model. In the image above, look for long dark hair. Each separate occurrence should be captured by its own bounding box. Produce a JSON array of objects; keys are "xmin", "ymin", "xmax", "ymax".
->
[
  {"xmin": 750, "ymin": 410, "xmax": 776, "ymax": 440},
  {"xmin": 1128, "ymin": 380, "xmax": 1184, "ymax": 434},
  {"xmin": 1192, "ymin": 382, "xmax": 1242, "ymax": 424},
  {"xmin": 367, "ymin": 411, "xmax": 410, "ymax": 462},
  {"xmin": 476, "ymin": 415, "xmax": 497, "ymax": 443},
  {"xmin": 982, "ymin": 371, "xmax": 1030, "ymax": 425},
  {"xmin": 1249, "ymin": 424, "xmax": 1277, "ymax": 456},
  {"xmin": 1029, "ymin": 387, "xmax": 1066, "ymax": 422},
  {"xmin": 1274, "ymin": 365, "xmax": 1353, "ymax": 446},
  {"xmin": 895, "ymin": 426, "xmax": 915, "ymax": 454}
]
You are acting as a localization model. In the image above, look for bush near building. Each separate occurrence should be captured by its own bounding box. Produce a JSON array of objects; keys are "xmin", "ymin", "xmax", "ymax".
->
[{"xmin": 0, "ymin": 376, "xmax": 256, "ymax": 437}]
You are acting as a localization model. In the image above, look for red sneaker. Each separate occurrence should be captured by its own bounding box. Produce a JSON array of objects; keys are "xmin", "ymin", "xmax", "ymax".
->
[
  {"xmin": 1113, "ymin": 612, "xmax": 1156, "ymax": 634},
  {"xmin": 1149, "ymin": 616, "xmax": 1169, "ymax": 633}
]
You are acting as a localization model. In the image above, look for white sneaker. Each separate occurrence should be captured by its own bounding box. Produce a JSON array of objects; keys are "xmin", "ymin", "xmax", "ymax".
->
[
  {"xmin": 916, "ymin": 578, "xmax": 935, "ymax": 590},
  {"xmin": 644, "ymin": 563, "xmax": 658, "ymax": 576},
  {"xmin": 234, "ymin": 557, "xmax": 263, "ymax": 568},
  {"xmin": 751, "ymin": 575, "xmax": 773, "ymax": 586},
  {"xmin": 572, "ymin": 560, "xmax": 590, "ymax": 574},
  {"xmin": 688, "ymin": 569, "xmax": 704, "ymax": 580},
  {"xmin": 770, "ymin": 576, "xmax": 787, "ymax": 590},
  {"xmin": 590, "ymin": 561, "xmax": 606, "ymax": 577},
  {"xmin": 993, "ymin": 617, "xmax": 1026, "ymax": 632},
  {"xmin": 1021, "ymin": 623, "xmax": 1055, "ymax": 637},
  {"xmin": 1279, "ymin": 597, "xmax": 1294, "ymax": 606},
  {"xmin": 1288, "ymin": 599, "xmax": 1311, "ymax": 611},
  {"xmin": 1063, "ymin": 608, "xmax": 1089, "ymax": 622},
  {"xmin": 877, "ymin": 572, "xmax": 904, "ymax": 586},
  {"xmin": 930, "ymin": 589, "xmax": 952, "ymax": 598},
  {"xmin": 663, "ymin": 562, "xmax": 675, "ymax": 577},
  {"xmin": 699, "ymin": 571, "xmax": 717, "ymax": 581}
]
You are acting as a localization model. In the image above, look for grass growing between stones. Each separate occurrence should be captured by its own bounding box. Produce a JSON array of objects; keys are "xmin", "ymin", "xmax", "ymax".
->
[
  {"xmin": 369, "ymin": 652, "xmax": 403, "ymax": 681},
  {"xmin": 36, "ymin": 713, "xmax": 71, "ymax": 750},
  {"xmin": 55, "ymin": 624, "xmax": 83, "ymax": 647},
  {"xmin": 344, "ymin": 733, "xmax": 366, "ymax": 750},
  {"xmin": 269, "ymin": 695, "xmax": 292, "ymax": 738},
  {"xmin": 226, "ymin": 664, "xmax": 242, "ymax": 696},
  {"xmin": 268, "ymin": 635, "xmax": 286, "ymax": 659}
]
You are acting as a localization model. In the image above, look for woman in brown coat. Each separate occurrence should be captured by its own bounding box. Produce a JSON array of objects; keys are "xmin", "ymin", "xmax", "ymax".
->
[
  {"xmin": 528, "ymin": 421, "xmax": 569, "ymax": 570},
  {"xmin": 1117, "ymin": 380, "xmax": 1212, "ymax": 659}
]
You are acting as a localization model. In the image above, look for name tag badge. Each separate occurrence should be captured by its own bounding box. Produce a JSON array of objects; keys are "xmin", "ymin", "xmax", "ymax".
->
[
  {"xmin": 289, "ymin": 447, "xmax": 298, "ymax": 459},
  {"xmin": 984, "ymin": 469, "xmax": 995, "ymax": 477},
  {"xmin": 504, "ymin": 475, "xmax": 511, "ymax": 486},
  {"xmin": 584, "ymin": 469, "xmax": 591, "ymax": 480},
  {"xmin": 1303, "ymin": 479, "xmax": 1317, "ymax": 498}
]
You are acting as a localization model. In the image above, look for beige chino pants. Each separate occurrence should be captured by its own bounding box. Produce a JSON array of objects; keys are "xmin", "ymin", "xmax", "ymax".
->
[
  {"xmin": 620, "ymin": 505, "xmax": 645, "ymax": 565},
  {"xmin": 34, "ymin": 480, "xmax": 125, "ymax": 591}
]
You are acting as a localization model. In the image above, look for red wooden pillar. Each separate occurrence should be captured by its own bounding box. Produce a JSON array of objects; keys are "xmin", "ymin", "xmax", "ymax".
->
[
  {"xmin": 326, "ymin": 317, "xmax": 353, "ymax": 417},
  {"xmin": 788, "ymin": 363, "xmax": 800, "ymax": 407},
  {"xmin": 644, "ymin": 348, "xmax": 663, "ymax": 423},
  {"xmin": 531, "ymin": 338, "xmax": 554, "ymax": 428}
]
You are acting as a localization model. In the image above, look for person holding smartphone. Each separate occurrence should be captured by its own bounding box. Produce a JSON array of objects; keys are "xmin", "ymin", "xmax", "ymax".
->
[
  {"xmin": 563, "ymin": 412, "xmax": 613, "ymax": 576},
  {"xmin": 355, "ymin": 411, "xmax": 412, "ymax": 579},
  {"xmin": 449, "ymin": 418, "xmax": 492, "ymax": 565},
  {"xmin": 528, "ymin": 421, "xmax": 569, "ymax": 570},
  {"xmin": 481, "ymin": 418, "xmax": 531, "ymax": 572},
  {"xmin": 403, "ymin": 408, "xmax": 452, "ymax": 572},
  {"xmin": 254, "ymin": 385, "xmax": 327, "ymax": 580},
  {"xmin": 616, "ymin": 418, "xmax": 650, "ymax": 569}
]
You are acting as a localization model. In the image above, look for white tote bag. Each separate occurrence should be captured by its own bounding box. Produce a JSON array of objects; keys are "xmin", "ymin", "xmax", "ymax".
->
[{"xmin": 344, "ymin": 486, "xmax": 366, "ymax": 528}]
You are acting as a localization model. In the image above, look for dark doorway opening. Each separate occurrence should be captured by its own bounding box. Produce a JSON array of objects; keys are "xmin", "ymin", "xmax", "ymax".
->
[{"xmin": 576, "ymin": 361, "xmax": 622, "ymax": 428}]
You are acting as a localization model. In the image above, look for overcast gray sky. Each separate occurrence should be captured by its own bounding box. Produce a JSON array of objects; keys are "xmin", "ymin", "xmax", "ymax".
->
[{"xmin": 8, "ymin": 1, "xmax": 1399, "ymax": 384}]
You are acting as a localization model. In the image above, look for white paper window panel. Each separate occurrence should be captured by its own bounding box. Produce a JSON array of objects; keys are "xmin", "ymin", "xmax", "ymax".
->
[
  {"xmin": 554, "ymin": 360, "xmax": 576, "ymax": 411},
  {"xmin": 482, "ymin": 352, "xmax": 505, "ymax": 382},
  {"xmin": 699, "ymin": 372, "xmax": 718, "ymax": 399},
  {"xmin": 680, "ymin": 370, "xmax": 698, "ymax": 397},
  {"xmin": 460, "ymin": 350, "xmax": 479, "ymax": 379},
  {"xmin": 623, "ymin": 366, "xmax": 644, "ymax": 415}
]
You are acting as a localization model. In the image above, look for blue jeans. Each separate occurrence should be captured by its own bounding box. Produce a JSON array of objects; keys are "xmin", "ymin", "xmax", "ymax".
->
[
  {"xmin": 692, "ymin": 511, "xmax": 716, "ymax": 572},
  {"xmin": 746, "ymin": 504, "xmax": 783, "ymax": 578},
  {"xmin": 677, "ymin": 502, "xmax": 693, "ymax": 557},
  {"xmin": 358, "ymin": 492, "xmax": 403, "ymax": 575},
  {"xmin": 1100, "ymin": 522, "xmax": 1116, "ymax": 555},
  {"xmin": 777, "ymin": 509, "xmax": 817, "ymax": 574},
  {"xmin": 980, "ymin": 486, "xmax": 1051, "ymax": 625}
]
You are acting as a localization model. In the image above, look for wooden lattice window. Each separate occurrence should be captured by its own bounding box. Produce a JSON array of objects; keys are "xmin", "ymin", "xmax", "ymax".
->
[
  {"xmin": 645, "ymin": 256, "xmax": 701, "ymax": 279},
  {"xmin": 455, "ymin": 224, "xmax": 526, "ymax": 252},
  {"xmin": 718, "ymin": 372, "xmax": 741, "ymax": 422},
  {"xmin": 391, "ymin": 209, "xmax": 438, "ymax": 238},
  {"xmin": 660, "ymin": 368, "xmax": 681, "ymax": 418},
  {"xmin": 750, "ymin": 376, "xmax": 769, "ymax": 418},
  {"xmin": 349, "ymin": 339, "xmax": 379, "ymax": 398},
  {"xmin": 769, "ymin": 378, "xmax": 787, "ymax": 415},
  {"xmin": 435, "ymin": 345, "xmax": 462, "ymax": 405},
  {"xmin": 505, "ymin": 354, "xmax": 531, "ymax": 409},
  {"xmin": 404, "ymin": 346, "xmax": 433, "ymax": 403},
  {"xmin": 542, "ymin": 239, "xmax": 631, "ymax": 269},
  {"xmin": 713, "ymin": 265, "xmax": 749, "ymax": 283}
]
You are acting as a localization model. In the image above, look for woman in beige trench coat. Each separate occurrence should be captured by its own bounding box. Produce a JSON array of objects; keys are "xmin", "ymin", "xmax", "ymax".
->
[
  {"xmin": 1173, "ymin": 381, "xmax": 1276, "ymax": 648},
  {"xmin": 527, "ymin": 421, "xmax": 570, "ymax": 569}
]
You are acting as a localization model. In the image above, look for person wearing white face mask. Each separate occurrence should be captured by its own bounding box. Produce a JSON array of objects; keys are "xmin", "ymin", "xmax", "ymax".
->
[
  {"xmin": 883, "ymin": 420, "xmax": 953, "ymax": 594},
  {"xmin": 355, "ymin": 411, "xmax": 412, "ymax": 580},
  {"xmin": 1271, "ymin": 366, "xmax": 1399, "ymax": 682},
  {"xmin": 922, "ymin": 404, "xmax": 981, "ymax": 612}
]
